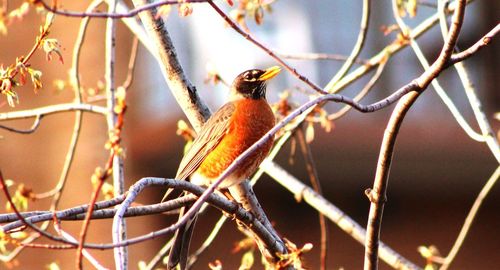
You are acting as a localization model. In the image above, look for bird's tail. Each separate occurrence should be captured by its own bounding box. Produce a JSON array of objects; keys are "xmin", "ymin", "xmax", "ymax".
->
[{"xmin": 167, "ymin": 204, "xmax": 198, "ymax": 270}]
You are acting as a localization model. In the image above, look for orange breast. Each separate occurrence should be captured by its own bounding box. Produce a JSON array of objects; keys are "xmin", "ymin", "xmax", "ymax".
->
[{"xmin": 198, "ymin": 99, "xmax": 275, "ymax": 182}]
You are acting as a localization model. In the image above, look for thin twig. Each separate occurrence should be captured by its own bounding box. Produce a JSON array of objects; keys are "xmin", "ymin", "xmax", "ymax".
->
[
  {"xmin": 36, "ymin": 0, "xmax": 208, "ymax": 19},
  {"xmin": 327, "ymin": 0, "xmax": 469, "ymax": 94},
  {"xmin": 206, "ymin": 0, "xmax": 327, "ymax": 95},
  {"xmin": 448, "ymin": 23, "xmax": 500, "ymax": 65},
  {"xmin": 437, "ymin": 2, "xmax": 500, "ymax": 163},
  {"xmin": 392, "ymin": 0, "xmax": 484, "ymax": 142},
  {"xmin": 132, "ymin": 0, "xmax": 211, "ymax": 130},
  {"xmin": 122, "ymin": 37, "xmax": 140, "ymax": 90},
  {"xmin": 185, "ymin": 216, "xmax": 226, "ymax": 269},
  {"xmin": 0, "ymin": 170, "xmax": 81, "ymax": 246},
  {"xmin": 439, "ymin": 166, "xmax": 500, "ymax": 270},
  {"xmin": 76, "ymin": 168, "xmax": 108, "ymax": 269},
  {"xmin": 278, "ymin": 52, "xmax": 369, "ymax": 64},
  {"xmin": 35, "ymin": 0, "xmax": 103, "ymax": 202},
  {"xmin": 0, "ymin": 115, "xmax": 42, "ymax": 134},
  {"xmin": 1, "ymin": 195, "xmax": 191, "ymax": 231},
  {"xmin": 103, "ymin": 0, "xmax": 129, "ymax": 268},
  {"xmin": 296, "ymin": 127, "xmax": 329, "ymax": 270},
  {"xmin": 0, "ymin": 103, "xmax": 106, "ymax": 121},
  {"xmin": 329, "ymin": 55, "xmax": 388, "ymax": 121},
  {"xmin": 261, "ymin": 161, "xmax": 421, "ymax": 270},
  {"xmin": 325, "ymin": 0, "xmax": 371, "ymax": 92},
  {"xmin": 54, "ymin": 224, "xmax": 110, "ymax": 270},
  {"xmin": 12, "ymin": 178, "xmax": 282, "ymax": 250}
]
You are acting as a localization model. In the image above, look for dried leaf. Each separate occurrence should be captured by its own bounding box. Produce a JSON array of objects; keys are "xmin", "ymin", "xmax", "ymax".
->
[
  {"xmin": 254, "ymin": 7, "xmax": 263, "ymax": 25},
  {"xmin": 102, "ymin": 182, "xmax": 115, "ymax": 200},
  {"xmin": 28, "ymin": 68, "xmax": 43, "ymax": 90},
  {"xmin": 42, "ymin": 38, "xmax": 64, "ymax": 64}
]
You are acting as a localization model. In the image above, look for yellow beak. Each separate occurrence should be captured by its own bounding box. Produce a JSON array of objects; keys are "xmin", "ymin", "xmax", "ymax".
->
[{"xmin": 258, "ymin": 66, "xmax": 281, "ymax": 81}]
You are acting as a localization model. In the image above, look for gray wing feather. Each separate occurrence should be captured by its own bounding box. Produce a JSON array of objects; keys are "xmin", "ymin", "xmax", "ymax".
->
[{"xmin": 175, "ymin": 102, "xmax": 235, "ymax": 181}]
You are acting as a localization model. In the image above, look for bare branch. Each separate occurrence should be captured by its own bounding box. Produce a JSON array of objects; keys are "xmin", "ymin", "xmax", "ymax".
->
[
  {"xmin": 278, "ymin": 52, "xmax": 369, "ymax": 64},
  {"xmin": 0, "ymin": 103, "xmax": 106, "ymax": 121},
  {"xmin": 261, "ymin": 161, "xmax": 421, "ymax": 270},
  {"xmin": 206, "ymin": 0, "xmax": 328, "ymax": 95},
  {"xmin": 36, "ymin": 0, "xmax": 208, "ymax": 19},
  {"xmin": 296, "ymin": 127, "xmax": 329, "ymax": 270},
  {"xmin": 132, "ymin": 0, "xmax": 210, "ymax": 131},
  {"xmin": 329, "ymin": 56, "xmax": 388, "ymax": 121},
  {"xmin": 448, "ymin": 23, "xmax": 500, "ymax": 65},
  {"xmin": 0, "ymin": 115, "xmax": 42, "ymax": 134},
  {"xmin": 325, "ymin": 0, "xmax": 371, "ymax": 91},
  {"xmin": 3, "ymin": 178, "xmax": 286, "ymax": 253},
  {"xmin": 0, "ymin": 195, "xmax": 191, "ymax": 231},
  {"xmin": 364, "ymin": 1, "xmax": 467, "ymax": 269},
  {"xmin": 439, "ymin": 166, "xmax": 500, "ymax": 270}
]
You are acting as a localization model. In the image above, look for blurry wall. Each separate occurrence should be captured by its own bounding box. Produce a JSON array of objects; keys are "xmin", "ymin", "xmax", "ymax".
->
[{"xmin": 0, "ymin": 0, "xmax": 498, "ymax": 269}]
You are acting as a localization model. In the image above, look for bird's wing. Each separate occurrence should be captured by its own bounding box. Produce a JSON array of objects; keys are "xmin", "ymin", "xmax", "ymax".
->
[{"xmin": 175, "ymin": 102, "xmax": 235, "ymax": 181}]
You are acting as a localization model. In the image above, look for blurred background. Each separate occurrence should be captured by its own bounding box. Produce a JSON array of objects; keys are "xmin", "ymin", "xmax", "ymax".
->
[{"xmin": 0, "ymin": 0, "xmax": 499, "ymax": 269}]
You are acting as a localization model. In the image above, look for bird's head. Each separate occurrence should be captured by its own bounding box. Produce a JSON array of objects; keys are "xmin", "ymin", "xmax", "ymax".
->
[{"xmin": 230, "ymin": 66, "xmax": 281, "ymax": 100}]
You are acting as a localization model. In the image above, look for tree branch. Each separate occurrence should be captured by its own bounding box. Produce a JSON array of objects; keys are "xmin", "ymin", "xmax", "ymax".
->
[
  {"xmin": 0, "ymin": 103, "xmax": 106, "ymax": 121},
  {"xmin": 36, "ymin": 0, "xmax": 208, "ymax": 19},
  {"xmin": 132, "ymin": 0, "xmax": 210, "ymax": 131},
  {"xmin": 261, "ymin": 161, "xmax": 421, "ymax": 270},
  {"xmin": 439, "ymin": 166, "xmax": 500, "ymax": 270},
  {"xmin": 364, "ymin": 1, "xmax": 467, "ymax": 269}
]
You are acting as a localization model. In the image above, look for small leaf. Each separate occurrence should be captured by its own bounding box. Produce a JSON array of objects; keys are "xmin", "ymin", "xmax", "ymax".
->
[
  {"xmin": 407, "ymin": 0, "xmax": 418, "ymax": 17},
  {"xmin": 178, "ymin": 3, "xmax": 193, "ymax": 17},
  {"xmin": 10, "ymin": 231, "xmax": 28, "ymax": 240},
  {"xmin": 418, "ymin": 246, "xmax": 432, "ymax": 259},
  {"xmin": 137, "ymin": 261, "xmax": 148, "ymax": 270},
  {"xmin": 424, "ymin": 264, "xmax": 436, "ymax": 270},
  {"xmin": 305, "ymin": 122, "xmax": 315, "ymax": 143},
  {"xmin": 42, "ymin": 38, "xmax": 64, "ymax": 64},
  {"xmin": 5, "ymin": 179, "xmax": 15, "ymax": 187},
  {"xmin": 52, "ymin": 79, "xmax": 66, "ymax": 92},
  {"xmin": 28, "ymin": 68, "xmax": 43, "ymax": 90},
  {"xmin": 208, "ymin": 259, "xmax": 222, "ymax": 270},
  {"xmin": 0, "ymin": 18, "xmax": 8, "ymax": 35},
  {"xmin": 155, "ymin": 5, "xmax": 172, "ymax": 19},
  {"xmin": 254, "ymin": 7, "xmax": 264, "ymax": 25},
  {"xmin": 239, "ymin": 250, "xmax": 254, "ymax": 270},
  {"xmin": 47, "ymin": 262, "xmax": 61, "ymax": 270},
  {"xmin": 101, "ymin": 182, "xmax": 115, "ymax": 200},
  {"xmin": 8, "ymin": 3, "xmax": 30, "ymax": 22}
]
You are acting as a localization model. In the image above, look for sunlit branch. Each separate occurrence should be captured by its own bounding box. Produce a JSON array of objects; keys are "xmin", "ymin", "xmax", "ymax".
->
[
  {"xmin": 36, "ymin": 0, "xmax": 208, "ymax": 18},
  {"xmin": 364, "ymin": 0, "xmax": 466, "ymax": 269}
]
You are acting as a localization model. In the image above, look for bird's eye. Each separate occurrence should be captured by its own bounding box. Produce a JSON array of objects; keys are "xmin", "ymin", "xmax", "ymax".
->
[{"xmin": 244, "ymin": 73, "xmax": 251, "ymax": 80}]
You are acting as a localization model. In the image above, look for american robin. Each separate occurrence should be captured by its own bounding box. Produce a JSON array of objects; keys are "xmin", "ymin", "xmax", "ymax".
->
[{"xmin": 166, "ymin": 66, "xmax": 281, "ymax": 270}]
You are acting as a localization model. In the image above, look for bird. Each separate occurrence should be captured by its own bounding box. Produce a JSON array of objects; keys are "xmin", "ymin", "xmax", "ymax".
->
[{"xmin": 166, "ymin": 66, "xmax": 281, "ymax": 270}]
